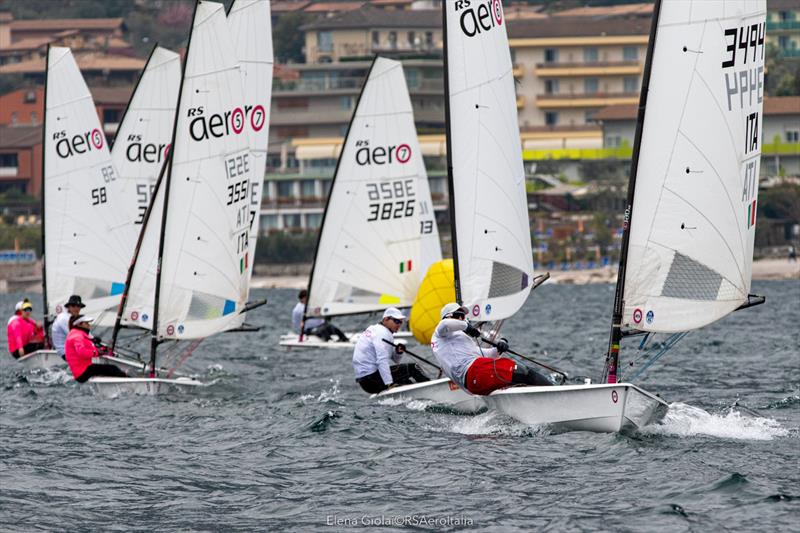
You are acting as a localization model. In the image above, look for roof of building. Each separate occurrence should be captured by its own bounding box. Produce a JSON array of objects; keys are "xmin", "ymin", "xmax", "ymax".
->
[
  {"xmin": 553, "ymin": 3, "xmax": 653, "ymax": 18},
  {"xmin": 0, "ymin": 53, "xmax": 144, "ymax": 75},
  {"xmin": 301, "ymin": 5, "xmax": 440, "ymax": 30},
  {"xmin": 593, "ymin": 96, "xmax": 800, "ymax": 122},
  {"xmin": 508, "ymin": 14, "xmax": 651, "ymax": 39},
  {"xmin": 0, "ymin": 36, "xmax": 53, "ymax": 53},
  {"xmin": 9, "ymin": 18, "xmax": 124, "ymax": 32},
  {"xmin": 90, "ymin": 86, "xmax": 133, "ymax": 105},
  {"xmin": 768, "ymin": 0, "xmax": 799, "ymax": 10},
  {"xmin": 303, "ymin": 2, "xmax": 364, "ymax": 13},
  {"xmin": 271, "ymin": 1, "xmax": 311, "ymax": 12},
  {"xmin": 0, "ymin": 124, "xmax": 41, "ymax": 148},
  {"xmin": 0, "ymin": 12, "xmax": 14, "ymax": 23}
]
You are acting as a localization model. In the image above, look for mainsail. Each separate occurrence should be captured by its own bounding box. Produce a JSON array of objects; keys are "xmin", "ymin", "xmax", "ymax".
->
[
  {"xmin": 444, "ymin": 0, "xmax": 532, "ymax": 323},
  {"xmin": 42, "ymin": 46, "xmax": 135, "ymax": 323},
  {"xmin": 621, "ymin": 0, "xmax": 767, "ymax": 333},
  {"xmin": 305, "ymin": 57, "xmax": 442, "ymax": 318},
  {"xmin": 227, "ymin": 0, "xmax": 273, "ymax": 290},
  {"xmin": 153, "ymin": 0, "xmax": 254, "ymax": 340}
]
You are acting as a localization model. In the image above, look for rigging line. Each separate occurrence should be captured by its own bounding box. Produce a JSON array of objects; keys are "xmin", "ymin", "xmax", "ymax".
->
[
  {"xmin": 450, "ymin": 66, "xmax": 514, "ymax": 99},
  {"xmin": 624, "ymin": 331, "xmax": 690, "ymax": 382},
  {"xmin": 661, "ymin": 184, "xmax": 747, "ymax": 288},
  {"xmin": 633, "ymin": 18, "xmax": 709, "ymax": 288},
  {"xmin": 50, "ymin": 93, "xmax": 94, "ymax": 109}
]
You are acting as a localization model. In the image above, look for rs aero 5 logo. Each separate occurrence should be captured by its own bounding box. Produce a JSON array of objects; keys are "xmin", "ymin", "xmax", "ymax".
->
[
  {"xmin": 454, "ymin": 0, "xmax": 504, "ymax": 37},
  {"xmin": 354, "ymin": 140, "xmax": 412, "ymax": 166},
  {"xmin": 124, "ymin": 134, "xmax": 170, "ymax": 163},
  {"xmin": 52, "ymin": 128, "xmax": 104, "ymax": 159},
  {"xmin": 187, "ymin": 104, "xmax": 266, "ymax": 142}
]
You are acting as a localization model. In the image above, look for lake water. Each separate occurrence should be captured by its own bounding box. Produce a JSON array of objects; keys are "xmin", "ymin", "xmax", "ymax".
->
[{"xmin": 1, "ymin": 281, "xmax": 798, "ymax": 531}]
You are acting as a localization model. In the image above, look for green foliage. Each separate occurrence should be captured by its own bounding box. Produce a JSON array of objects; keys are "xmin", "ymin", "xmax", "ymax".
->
[
  {"xmin": 0, "ymin": 223, "xmax": 42, "ymax": 254},
  {"xmin": 759, "ymin": 184, "xmax": 800, "ymax": 222},
  {"xmin": 274, "ymin": 12, "xmax": 310, "ymax": 63},
  {"xmin": 766, "ymin": 42, "xmax": 800, "ymax": 97},
  {"xmin": 255, "ymin": 231, "xmax": 318, "ymax": 264}
]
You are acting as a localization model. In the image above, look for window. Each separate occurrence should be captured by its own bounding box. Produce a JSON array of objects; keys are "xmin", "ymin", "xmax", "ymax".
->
[
  {"xmin": 545, "ymin": 112, "xmax": 558, "ymax": 126},
  {"xmin": 606, "ymin": 135, "xmax": 622, "ymax": 148},
  {"xmin": 425, "ymin": 31, "xmax": 434, "ymax": 48},
  {"xmin": 30, "ymin": 111, "xmax": 37, "ymax": 123},
  {"xmin": 11, "ymin": 112, "xmax": 17, "ymax": 124},
  {"xmin": 24, "ymin": 90, "xmax": 36, "ymax": 103},
  {"xmin": 406, "ymin": 68, "xmax": 419, "ymax": 89},
  {"xmin": 300, "ymin": 179, "xmax": 316, "ymax": 197},
  {"xmin": 306, "ymin": 213, "xmax": 322, "ymax": 229},
  {"xmin": 322, "ymin": 179, "xmax": 332, "ymax": 196},
  {"xmin": 372, "ymin": 31, "xmax": 379, "ymax": 46},
  {"xmin": 778, "ymin": 35, "xmax": 789, "ymax": 50},
  {"xmin": 284, "ymin": 214, "xmax": 301, "ymax": 228},
  {"xmin": 624, "ymin": 76, "xmax": 638, "ymax": 93},
  {"xmin": 585, "ymin": 110, "xmax": 597, "ymax": 122},
  {"xmin": 340, "ymin": 96, "xmax": 353, "ymax": 110},
  {"xmin": 103, "ymin": 109, "xmax": 120, "ymax": 123},
  {"xmin": 262, "ymin": 182, "xmax": 273, "ymax": 200},
  {"xmin": 584, "ymin": 78, "xmax": 599, "ymax": 94},
  {"xmin": 0, "ymin": 153, "xmax": 19, "ymax": 167},
  {"xmin": 408, "ymin": 31, "xmax": 416, "ymax": 46},
  {"xmin": 623, "ymin": 46, "xmax": 638, "ymax": 61},
  {"xmin": 787, "ymin": 130, "xmax": 800, "ymax": 143},
  {"xmin": 260, "ymin": 214, "xmax": 279, "ymax": 232},
  {"xmin": 544, "ymin": 79, "xmax": 559, "ymax": 94},
  {"xmin": 584, "ymin": 47, "xmax": 599, "ymax": 63},
  {"xmin": 544, "ymin": 48, "xmax": 558, "ymax": 63},
  {"xmin": 317, "ymin": 31, "xmax": 333, "ymax": 53},
  {"xmin": 388, "ymin": 31, "xmax": 397, "ymax": 49},
  {"xmin": 277, "ymin": 181, "xmax": 294, "ymax": 198}
]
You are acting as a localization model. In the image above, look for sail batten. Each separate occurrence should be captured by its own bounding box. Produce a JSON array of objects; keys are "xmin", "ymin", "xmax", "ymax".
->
[{"xmin": 304, "ymin": 57, "xmax": 442, "ymax": 319}]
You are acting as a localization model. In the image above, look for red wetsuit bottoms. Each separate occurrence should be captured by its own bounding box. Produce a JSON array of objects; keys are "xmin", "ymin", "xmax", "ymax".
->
[{"xmin": 464, "ymin": 357, "xmax": 516, "ymax": 396}]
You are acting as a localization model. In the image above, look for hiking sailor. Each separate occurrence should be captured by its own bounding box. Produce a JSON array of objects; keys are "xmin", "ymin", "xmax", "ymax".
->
[
  {"xmin": 353, "ymin": 307, "xmax": 429, "ymax": 394},
  {"xmin": 292, "ymin": 289, "xmax": 348, "ymax": 342},
  {"xmin": 64, "ymin": 315, "xmax": 127, "ymax": 383},
  {"xmin": 51, "ymin": 294, "xmax": 85, "ymax": 360},
  {"xmin": 432, "ymin": 303, "xmax": 553, "ymax": 395}
]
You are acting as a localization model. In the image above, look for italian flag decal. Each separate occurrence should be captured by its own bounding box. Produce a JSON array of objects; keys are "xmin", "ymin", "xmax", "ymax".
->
[
  {"xmin": 240, "ymin": 253, "xmax": 249, "ymax": 273},
  {"xmin": 399, "ymin": 260, "xmax": 412, "ymax": 273},
  {"xmin": 747, "ymin": 200, "xmax": 756, "ymax": 229}
]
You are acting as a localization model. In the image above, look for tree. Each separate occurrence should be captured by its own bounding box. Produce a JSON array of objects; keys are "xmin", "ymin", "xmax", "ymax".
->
[{"xmin": 273, "ymin": 12, "xmax": 309, "ymax": 64}]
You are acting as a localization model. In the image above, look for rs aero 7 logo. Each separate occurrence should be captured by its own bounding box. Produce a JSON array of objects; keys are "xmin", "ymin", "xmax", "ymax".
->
[
  {"xmin": 354, "ymin": 140, "xmax": 412, "ymax": 166},
  {"xmin": 188, "ymin": 104, "xmax": 266, "ymax": 142},
  {"xmin": 454, "ymin": 0, "xmax": 503, "ymax": 37},
  {"xmin": 52, "ymin": 128, "xmax": 104, "ymax": 159}
]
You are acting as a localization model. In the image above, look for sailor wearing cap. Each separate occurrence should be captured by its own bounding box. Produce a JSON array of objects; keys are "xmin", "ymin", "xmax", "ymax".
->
[
  {"xmin": 352, "ymin": 307, "xmax": 430, "ymax": 394},
  {"xmin": 7, "ymin": 299, "xmax": 44, "ymax": 358},
  {"xmin": 7, "ymin": 300, "xmax": 23, "ymax": 326},
  {"xmin": 52, "ymin": 295, "xmax": 86, "ymax": 359},
  {"xmin": 64, "ymin": 315, "xmax": 127, "ymax": 382},
  {"xmin": 431, "ymin": 302, "xmax": 552, "ymax": 396}
]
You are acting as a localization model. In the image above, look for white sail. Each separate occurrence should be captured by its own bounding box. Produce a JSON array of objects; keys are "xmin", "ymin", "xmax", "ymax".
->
[
  {"xmin": 155, "ymin": 1, "xmax": 253, "ymax": 339},
  {"xmin": 622, "ymin": 0, "xmax": 766, "ymax": 333},
  {"xmin": 445, "ymin": 0, "xmax": 532, "ymax": 322},
  {"xmin": 306, "ymin": 57, "xmax": 442, "ymax": 317},
  {"xmin": 111, "ymin": 46, "xmax": 180, "ymax": 233},
  {"xmin": 43, "ymin": 47, "xmax": 135, "ymax": 323},
  {"xmin": 227, "ymin": 0, "xmax": 273, "ymax": 290}
]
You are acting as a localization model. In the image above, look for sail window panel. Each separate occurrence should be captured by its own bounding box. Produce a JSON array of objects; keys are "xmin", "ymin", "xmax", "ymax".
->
[
  {"xmin": 660, "ymin": 253, "xmax": 723, "ymax": 301},
  {"xmin": 488, "ymin": 262, "xmax": 529, "ymax": 299},
  {"xmin": 186, "ymin": 291, "xmax": 230, "ymax": 320}
]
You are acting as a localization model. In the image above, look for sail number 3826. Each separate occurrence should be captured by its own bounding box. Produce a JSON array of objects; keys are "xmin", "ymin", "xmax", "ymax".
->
[{"xmin": 366, "ymin": 179, "xmax": 415, "ymax": 221}]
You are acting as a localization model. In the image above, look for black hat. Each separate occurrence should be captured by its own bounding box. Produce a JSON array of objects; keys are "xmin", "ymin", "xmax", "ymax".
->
[{"xmin": 65, "ymin": 295, "xmax": 85, "ymax": 308}]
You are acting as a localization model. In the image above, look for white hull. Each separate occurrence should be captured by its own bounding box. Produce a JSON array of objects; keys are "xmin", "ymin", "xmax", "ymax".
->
[
  {"xmin": 483, "ymin": 382, "xmax": 668, "ymax": 433},
  {"xmin": 16, "ymin": 350, "xmax": 64, "ymax": 370},
  {"xmin": 89, "ymin": 376, "xmax": 205, "ymax": 396},
  {"xmin": 279, "ymin": 331, "xmax": 411, "ymax": 349},
  {"xmin": 372, "ymin": 377, "xmax": 485, "ymax": 414}
]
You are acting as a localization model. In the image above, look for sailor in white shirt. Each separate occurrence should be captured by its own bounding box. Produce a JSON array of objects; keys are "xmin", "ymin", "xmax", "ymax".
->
[
  {"xmin": 352, "ymin": 307, "xmax": 429, "ymax": 394},
  {"xmin": 432, "ymin": 303, "xmax": 552, "ymax": 395},
  {"xmin": 291, "ymin": 289, "xmax": 348, "ymax": 342},
  {"xmin": 51, "ymin": 295, "xmax": 86, "ymax": 359}
]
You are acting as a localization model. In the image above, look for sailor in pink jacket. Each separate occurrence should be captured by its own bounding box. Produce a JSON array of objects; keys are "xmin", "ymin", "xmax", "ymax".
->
[
  {"xmin": 64, "ymin": 316, "xmax": 126, "ymax": 383},
  {"xmin": 7, "ymin": 301, "xmax": 43, "ymax": 358}
]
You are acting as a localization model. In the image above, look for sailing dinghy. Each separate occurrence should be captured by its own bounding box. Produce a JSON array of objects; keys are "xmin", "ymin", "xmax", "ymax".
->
[
  {"xmin": 483, "ymin": 0, "xmax": 767, "ymax": 433},
  {"xmin": 280, "ymin": 56, "xmax": 442, "ymax": 349},
  {"xmin": 375, "ymin": 0, "xmax": 537, "ymax": 413},
  {"xmin": 92, "ymin": 0, "xmax": 266, "ymax": 393},
  {"xmin": 20, "ymin": 47, "xmax": 140, "ymax": 370}
]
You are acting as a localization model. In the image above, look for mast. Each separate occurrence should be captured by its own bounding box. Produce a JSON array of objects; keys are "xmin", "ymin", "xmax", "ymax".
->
[
  {"xmin": 109, "ymin": 43, "xmax": 158, "ymax": 151},
  {"xmin": 149, "ymin": 1, "xmax": 197, "ymax": 376},
  {"xmin": 603, "ymin": 0, "xmax": 662, "ymax": 383},
  {"xmin": 301, "ymin": 56, "xmax": 379, "ymax": 327},
  {"xmin": 441, "ymin": 1, "xmax": 460, "ymax": 305},
  {"xmin": 40, "ymin": 44, "xmax": 51, "ymax": 347}
]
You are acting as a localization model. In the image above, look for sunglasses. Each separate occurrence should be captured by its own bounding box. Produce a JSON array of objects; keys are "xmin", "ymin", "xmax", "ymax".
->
[
  {"xmin": 451, "ymin": 312, "xmax": 466, "ymax": 319},
  {"xmin": 389, "ymin": 318, "xmax": 403, "ymax": 324},
  {"xmin": 23, "ymin": 308, "xmax": 33, "ymax": 312}
]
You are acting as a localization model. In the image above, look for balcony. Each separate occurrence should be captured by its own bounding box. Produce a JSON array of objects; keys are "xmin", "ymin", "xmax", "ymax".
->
[
  {"xmin": 536, "ymin": 92, "xmax": 639, "ymax": 109},
  {"xmin": 535, "ymin": 61, "xmax": 642, "ymax": 77},
  {"xmin": 512, "ymin": 63, "xmax": 524, "ymax": 78},
  {"xmin": 309, "ymin": 42, "xmax": 440, "ymax": 62},
  {"xmin": 273, "ymin": 76, "xmax": 443, "ymax": 96},
  {"xmin": 767, "ymin": 20, "xmax": 800, "ymax": 31},
  {"xmin": 0, "ymin": 167, "xmax": 18, "ymax": 177},
  {"xmin": 516, "ymin": 95, "xmax": 524, "ymax": 109}
]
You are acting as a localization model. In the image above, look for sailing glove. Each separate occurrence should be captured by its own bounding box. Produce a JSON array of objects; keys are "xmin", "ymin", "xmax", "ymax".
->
[
  {"xmin": 464, "ymin": 324, "xmax": 481, "ymax": 338},
  {"xmin": 496, "ymin": 338, "xmax": 509, "ymax": 354}
]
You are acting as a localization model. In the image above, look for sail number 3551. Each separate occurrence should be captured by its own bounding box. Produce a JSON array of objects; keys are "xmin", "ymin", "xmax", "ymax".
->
[{"xmin": 366, "ymin": 179, "xmax": 415, "ymax": 222}]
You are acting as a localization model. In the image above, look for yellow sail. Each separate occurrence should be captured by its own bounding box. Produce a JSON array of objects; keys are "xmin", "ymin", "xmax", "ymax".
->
[{"xmin": 408, "ymin": 259, "xmax": 455, "ymax": 345}]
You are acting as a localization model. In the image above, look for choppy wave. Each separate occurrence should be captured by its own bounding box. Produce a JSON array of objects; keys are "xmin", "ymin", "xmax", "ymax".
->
[{"xmin": 643, "ymin": 402, "xmax": 790, "ymax": 440}]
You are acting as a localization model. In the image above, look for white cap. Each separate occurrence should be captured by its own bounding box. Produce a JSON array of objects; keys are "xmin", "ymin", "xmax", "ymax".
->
[
  {"xmin": 73, "ymin": 316, "xmax": 95, "ymax": 326},
  {"xmin": 382, "ymin": 307, "xmax": 406, "ymax": 320},
  {"xmin": 440, "ymin": 303, "xmax": 468, "ymax": 320},
  {"xmin": 14, "ymin": 301, "xmax": 23, "ymax": 312}
]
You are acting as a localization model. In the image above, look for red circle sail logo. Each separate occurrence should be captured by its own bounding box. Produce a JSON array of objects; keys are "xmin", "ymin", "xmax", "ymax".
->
[
  {"xmin": 166, "ymin": 325, "xmax": 175, "ymax": 336},
  {"xmin": 90, "ymin": 128, "xmax": 104, "ymax": 149},
  {"xmin": 251, "ymin": 105, "xmax": 265, "ymax": 132},
  {"xmin": 396, "ymin": 143, "xmax": 411, "ymax": 164},
  {"xmin": 632, "ymin": 308, "xmax": 643, "ymax": 324},
  {"xmin": 231, "ymin": 107, "xmax": 245, "ymax": 134},
  {"xmin": 492, "ymin": 0, "xmax": 503, "ymax": 25},
  {"xmin": 472, "ymin": 304, "xmax": 480, "ymax": 317}
]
